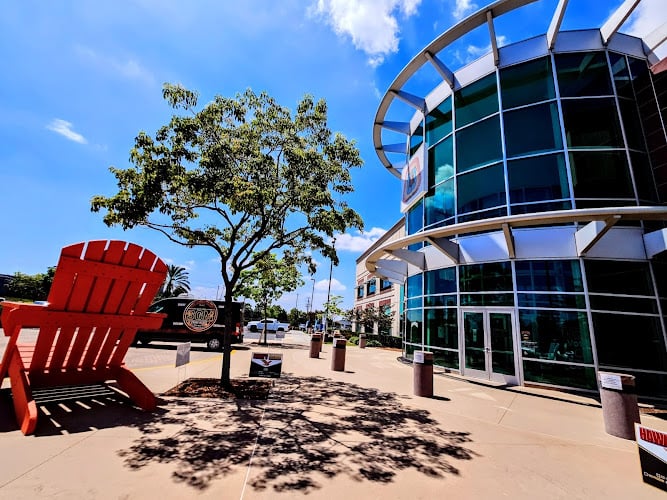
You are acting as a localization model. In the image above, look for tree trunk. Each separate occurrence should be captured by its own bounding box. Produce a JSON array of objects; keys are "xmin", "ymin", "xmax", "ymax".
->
[
  {"xmin": 261, "ymin": 303, "xmax": 268, "ymax": 346},
  {"xmin": 220, "ymin": 291, "xmax": 234, "ymax": 388}
]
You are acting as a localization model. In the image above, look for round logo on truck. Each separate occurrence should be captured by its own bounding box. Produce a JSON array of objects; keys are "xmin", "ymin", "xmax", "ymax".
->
[{"xmin": 183, "ymin": 300, "xmax": 218, "ymax": 332}]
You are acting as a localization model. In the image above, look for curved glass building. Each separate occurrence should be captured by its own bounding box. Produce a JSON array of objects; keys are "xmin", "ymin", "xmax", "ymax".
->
[{"xmin": 367, "ymin": 0, "xmax": 667, "ymax": 399}]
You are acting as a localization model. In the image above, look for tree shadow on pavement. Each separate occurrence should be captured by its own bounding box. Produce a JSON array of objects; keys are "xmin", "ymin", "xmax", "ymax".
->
[{"xmin": 118, "ymin": 375, "xmax": 477, "ymax": 493}]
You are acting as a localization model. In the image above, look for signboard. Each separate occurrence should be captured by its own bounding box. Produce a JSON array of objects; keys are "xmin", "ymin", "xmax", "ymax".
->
[
  {"xmin": 600, "ymin": 373, "xmax": 623, "ymax": 390},
  {"xmin": 249, "ymin": 353, "xmax": 283, "ymax": 378},
  {"xmin": 414, "ymin": 351, "xmax": 424, "ymax": 364},
  {"xmin": 183, "ymin": 300, "xmax": 218, "ymax": 332},
  {"xmin": 175, "ymin": 342, "xmax": 191, "ymax": 368},
  {"xmin": 636, "ymin": 424, "xmax": 667, "ymax": 492},
  {"xmin": 400, "ymin": 144, "xmax": 427, "ymax": 213}
]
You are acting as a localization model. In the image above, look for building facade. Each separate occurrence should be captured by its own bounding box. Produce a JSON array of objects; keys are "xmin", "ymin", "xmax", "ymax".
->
[
  {"xmin": 354, "ymin": 219, "xmax": 404, "ymax": 336},
  {"xmin": 367, "ymin": 0, "xmax": 667, "ymax": 399}
]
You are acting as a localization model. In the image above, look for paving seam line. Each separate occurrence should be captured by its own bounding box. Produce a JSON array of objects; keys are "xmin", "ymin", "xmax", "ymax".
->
[{"xmin": 239, "ymin": 396, "xmax": 270, "ymax": 500}]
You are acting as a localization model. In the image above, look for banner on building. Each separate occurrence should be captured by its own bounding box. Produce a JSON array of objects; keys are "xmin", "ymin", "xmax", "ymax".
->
[
  {"xmin": 400, "ymin": 143, "xmax": 427, "ymax": 213},
  {"xmin": 636, "ymin": 423, "xmax": 667, "ymax": 492}
]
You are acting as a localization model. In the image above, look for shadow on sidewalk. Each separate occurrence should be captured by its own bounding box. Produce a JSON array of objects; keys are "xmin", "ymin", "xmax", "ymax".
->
[{"xmin": 117, "ymin": 375, "xmax": 477, "ymax": 493}]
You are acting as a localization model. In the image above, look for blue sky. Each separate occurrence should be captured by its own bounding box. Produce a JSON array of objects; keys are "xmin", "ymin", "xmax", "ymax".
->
[{"xmin": 1, "ymin": 0, "xmax": 664, "ymax": 312}]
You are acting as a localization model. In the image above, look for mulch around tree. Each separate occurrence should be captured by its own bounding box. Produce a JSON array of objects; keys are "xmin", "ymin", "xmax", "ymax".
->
[{"xmin": 162, "ymin": 378, "xmax": 273, "ymax": 400}]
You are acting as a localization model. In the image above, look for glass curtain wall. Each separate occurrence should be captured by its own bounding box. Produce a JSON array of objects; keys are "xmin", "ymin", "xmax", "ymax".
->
[
  {"xmin": 404, "ymin": 258, "xmax": 667, "ymax": 395},
  {"xmin": 405, "ymin": 50, "xmax": 660, "ymax": 238},
  {"xmin": 400, "ymin": 47, "xmax": 666, "ymax": 397}
]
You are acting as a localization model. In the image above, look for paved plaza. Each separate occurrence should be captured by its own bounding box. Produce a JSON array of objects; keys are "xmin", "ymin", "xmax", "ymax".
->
[{"xmin": 0, "ymin": 330, "xmax": 666, "ymax": 499}]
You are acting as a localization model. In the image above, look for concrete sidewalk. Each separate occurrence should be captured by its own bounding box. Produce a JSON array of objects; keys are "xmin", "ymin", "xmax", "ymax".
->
[{"xmin": 1, "ymin": 331, "xmax": 666, "ymax": 499}]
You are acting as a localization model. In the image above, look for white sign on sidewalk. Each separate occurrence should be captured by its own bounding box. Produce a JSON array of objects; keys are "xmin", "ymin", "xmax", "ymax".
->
[{"xmin": 175, "ymin": 342, "xmax": 191, "ymax": 368}]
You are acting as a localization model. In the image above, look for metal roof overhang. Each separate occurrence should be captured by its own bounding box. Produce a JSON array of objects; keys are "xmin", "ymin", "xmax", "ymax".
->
[{"xmin": 365, "ymin": 206, "xmax": 667, "ymax": 274}]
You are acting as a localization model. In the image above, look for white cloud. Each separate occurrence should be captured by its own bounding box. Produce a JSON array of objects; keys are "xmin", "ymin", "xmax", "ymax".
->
[
  {"xmin": 74, "ymin": 45, "xmax": 155, "ymax": 85},
  {"xmin": 315, "ymin": 277, "xmax": 347, "ymax": 292},
  {"xmin": 311, "ymin": 0, "xmax": 421, "ymax": 66},
  {"xmin": 46, "ymin": 119, "xmax": 87, "ymax": 144},
  {"xmin": 453, "ymin": 0, "xmax": 477, "ymax": 20},
  {"xmin": 625, "ymin": 0, "xmax": 667, "ymax": 58},
  {"xmin": 335, "ymin": 227, "xmax": 387, "ymax": 252}
]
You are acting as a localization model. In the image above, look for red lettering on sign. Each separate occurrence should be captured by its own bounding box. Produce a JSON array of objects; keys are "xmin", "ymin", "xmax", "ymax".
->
[{"xmin": 640, "ymin": 427, "xmax": 667, "ymax": 447}]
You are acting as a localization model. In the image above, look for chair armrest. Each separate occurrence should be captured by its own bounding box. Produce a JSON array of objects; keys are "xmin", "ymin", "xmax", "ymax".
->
[{"xmin": 1, "ymin": 302, "xmax": 48, "ymax": 334}]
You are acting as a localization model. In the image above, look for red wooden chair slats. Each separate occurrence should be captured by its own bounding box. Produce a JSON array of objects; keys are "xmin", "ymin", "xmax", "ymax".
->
[{"xmin": 0, "ymin": 240, "xmax": 167, "ymax": 435}]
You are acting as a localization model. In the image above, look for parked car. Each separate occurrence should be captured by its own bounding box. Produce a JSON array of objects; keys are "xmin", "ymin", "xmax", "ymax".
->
[
  {"xmin": 246, "ymin": 318, "xmax": 290, "ymax": 333},
  {"xmin": 134, "ymin": 297, "xmax": 243, "ymax": 351}
]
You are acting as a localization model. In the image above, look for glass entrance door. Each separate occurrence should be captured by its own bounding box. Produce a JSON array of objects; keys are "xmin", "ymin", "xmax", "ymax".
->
[{"xmin": 462, "ymin": 309, "xmax": 518, "ymax": 384}]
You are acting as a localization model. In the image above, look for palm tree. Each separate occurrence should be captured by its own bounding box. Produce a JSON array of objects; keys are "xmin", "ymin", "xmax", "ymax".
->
[{"xmin": 161, "ymin": 265, "xmax": 191, "ymax": 298}]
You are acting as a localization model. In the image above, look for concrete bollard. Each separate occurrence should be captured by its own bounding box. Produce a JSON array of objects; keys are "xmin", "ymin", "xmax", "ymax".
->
[
  {"xmin": 309, "ymin": 333, "xmax": 322, "ymax": 358},
  {"xmin": 359, "ymin": 334, "xmax": 367, "ymax": 349},
  {"xmin": 598, "ymin": 371, "xmax": 641, "ymax": 440},
  {"xmin": 413, "ymin": 351, "xmax": 433, "ymax": 397},
  {"xmin": 331, "ymin": 337, "xmax": 347, "ymax": 372}
]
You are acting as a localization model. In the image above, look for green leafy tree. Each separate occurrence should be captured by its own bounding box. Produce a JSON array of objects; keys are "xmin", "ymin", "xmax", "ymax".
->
[
  {"xmin": 237, "ymin": 253, "xmax": 303, "ymax": 344},
  {"xmin": 361, "ymin": 304, "xmax": 395, "ymax": 335},
  {"xmin": 91, "ymin": 84, "xmax": 363, "ymax": 385},
  {"xmin": 6, "ymin": 267, "xmax": 55, "ymax": 301},
  {"xmin": 323, "ymin": 294, "xmax": 343, "ymax": 330},
  {"xmin": 267, "ymin": 305, "xmax": 288, "ymax": 321},
  {"xmin": 287, "ymin": 307, "xmax": 304, "ymax": 327},
  {"xmin": 160, "ymin": 264, "xmax": 191, "ymax": 298}
]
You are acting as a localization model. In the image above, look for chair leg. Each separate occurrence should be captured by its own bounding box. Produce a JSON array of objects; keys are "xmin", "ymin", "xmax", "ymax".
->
[
  {"xmin": 114, "ymin": 367, "xmax": 157, "ymax": 411},
  {"xmin": 8, "ymin": 354, "xmax": 38, "ymax": 435}
]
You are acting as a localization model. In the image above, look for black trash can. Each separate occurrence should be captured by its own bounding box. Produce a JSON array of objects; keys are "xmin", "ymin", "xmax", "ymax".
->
[{"xmin": 598, "ymin": 371, "xmax": 640, "ymax": 440}]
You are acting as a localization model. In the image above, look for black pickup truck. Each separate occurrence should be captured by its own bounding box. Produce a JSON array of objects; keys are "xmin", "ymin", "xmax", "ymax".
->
[{"xmin": 134, "ymin": 297, "xmax": 243, "ymax": 351}]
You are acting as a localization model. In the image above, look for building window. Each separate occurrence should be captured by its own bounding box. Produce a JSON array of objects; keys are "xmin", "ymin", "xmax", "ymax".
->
[
  {"xmin": 455, "ymin": 115, "xmax": 503, "ymax": 172},
  {"xmin": 406, "ymin": 274, "xmax": 423, "ymax": 299},
  {"xmin": 426, "ymin": 97, "xmax": 452, "ymax": 146},
  {"xmin": 561, "ymin": 98, "xmax": 624, "ymax": 149},
  {"xmin": 380, "ymin": 279, "xmax": 392, "ymax": 291},
  {"xmin": 460, "ymin": 261, "xmax": 512, "ymax": 292},
  {"xmin": 406, "ymin": 309, "xmax": 423, "ymax": 344},
  {"xmin": 425, "ymin": 267, "xmax": 456, "ymax": 294},
  {"xmin": 428, "ymin": 135, "xmax": 454, "ymax": 187},
  {"xmin": 519, "ymin": 309, "xmax": 593, "ymax": 364},
  {"xmin": 593, "ymin": 313, "xmax": 667, "ymax": 371},
  {"xmin": 406, "ymin": 199, "xmax": 424, "ymax": 252},
  {"xmin": 584, "ymin": 260, "xmax": 654, "ymax": 296},
  {"xmin": 425, "ymin": 177, "xmax": 455, "ymax": 227},
  {"xmin": 454, "ymin": 73, "xmax": 498, "ymax": 127},
  {"xmin": 515, "ymin": 260, "xmax": 583, "ymax": 292},
  {"xmin": 366, "ymin": 279, "xmax": 377, "ymax": 296},
  {"xmin": 425, "ymin": 308, "xmax": 458, "ymax": 350},
  {"xmin": 555, "ymin": 52, "xmax": 613, "ymax": 97},
  {"xmin": 500, "ymin": 56, "xmax": 555, "ymax": 109},
  {"xmin": 357, "ymin": 286, "xmax": 364, "ymax": 299},
  {"xmin": 508, "ymin": 153, "xmax": 570, "ymax": 207},
  {"xmin": 569, "ymin": 150, "xmax": 634, "ymax": 200},
  {"xmin": 456, "ymin": 162, "xmax": 506, "ymax": 220},
  {"xmin": 503, "ymin": 102, "xmax": 562, "ymax": 158},
  {"xmin": 410, "ymin": 121, "xmax": 424, "ymax": 156}
]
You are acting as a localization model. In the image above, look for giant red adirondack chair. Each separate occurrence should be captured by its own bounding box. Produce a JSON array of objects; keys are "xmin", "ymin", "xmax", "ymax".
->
[{"xmin": 0, "ymin": 240, "xmax": 168, "ymax": 435}]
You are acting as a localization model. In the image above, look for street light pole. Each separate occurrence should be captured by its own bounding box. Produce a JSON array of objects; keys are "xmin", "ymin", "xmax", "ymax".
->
[
  {"xmin": 309, "ymin": 277, "xmax": 315, "ymax": 333},
  {"xmin": 324, "ymin": 238, "xmax": 336, "ymax": 336}
]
